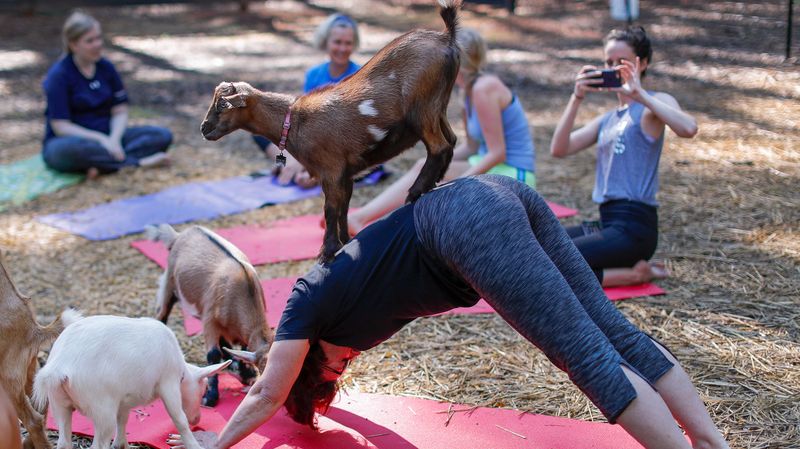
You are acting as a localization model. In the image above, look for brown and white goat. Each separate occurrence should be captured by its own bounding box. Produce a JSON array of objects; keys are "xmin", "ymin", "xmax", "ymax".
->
[
  {"xmin": 147, "ymin": 224, "xmax": 273, "ymax": 407},
  {"xmin": 200, "ymin": 0, "xmax": 461, "ymax": 261},
  {"xmin": 0, "ymin": 250, "xmax": 63, "ymax": 449}
]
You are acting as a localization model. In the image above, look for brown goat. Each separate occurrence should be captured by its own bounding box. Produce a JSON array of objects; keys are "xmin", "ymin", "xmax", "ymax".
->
[
  {"xmin": 0, "ymin": 250, "xmax": 63, "ymax": 449},
  {"xmin": 200, "ymin": 0, "xmax": 461, "ymax": 261},
  {"xmin": 147, "ymin": 224, "xmax": 273, "ymax": 407}
]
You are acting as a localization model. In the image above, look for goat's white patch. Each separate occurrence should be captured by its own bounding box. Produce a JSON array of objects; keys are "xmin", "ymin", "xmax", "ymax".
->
[
  {"xmin": 388, "ymin": 72, "xmax": 397, "ymax": 80},
  {"xmin": 367, "ymin": 125, "xmax": 388, "ymax": 141},
  {"xmin": 358, "ymin": 100, "xmax": 378, "ymax": 117}
]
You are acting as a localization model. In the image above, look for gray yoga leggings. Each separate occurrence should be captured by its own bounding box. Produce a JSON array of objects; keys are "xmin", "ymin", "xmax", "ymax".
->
[{"xmin": 413, "ymin": 175, "xmax": 674, "ymax": 422}]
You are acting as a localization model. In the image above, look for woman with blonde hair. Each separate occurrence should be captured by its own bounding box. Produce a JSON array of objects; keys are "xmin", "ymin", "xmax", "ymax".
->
[
  {"xmin": 254, "ymin": 13, "xmax": 369, "ymax": 187},
  {"xmin": 347, "ymin": 28, "xmax": 536, "ymax": 234},
  {"xmin": 42, "ymin": 11, "xmax": 172, "ymax": 178}
]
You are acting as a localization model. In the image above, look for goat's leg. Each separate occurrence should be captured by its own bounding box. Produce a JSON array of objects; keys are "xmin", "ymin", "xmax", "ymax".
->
[
  {"xmin": 319, "ymin": 176, "xmax": 348, "ymax": 262},
  {"xmin": 88, "ymin": 407, "xmax": 116, "ymax": 449},
  {"xmin": 159, "ymin": 385, "xmax": 202, "ymax": 449},
  {"xmin": 406, "ymin": 117, "xmax": 455, "ymax": 203},
  {"xmin": 17, "ymin": 395, "xmax": 49, "ymax": 449},
  {"xmin": 336, "ymin": 177, "xmax": 354, "ymax": 246},
  {"xmin": 51, "ymin": 401, "xmax": 73, "ymax": 449},
  {"xmin": 155, "ymin": 271, "xmax": 177, "ymax": 323},
  {"xmin": 202, "ymin": 345, "xmax": 223, "ymax": 407},
  {"xmin": 111, "ymin": 407, "xmax": 130, "ymax": 449}
]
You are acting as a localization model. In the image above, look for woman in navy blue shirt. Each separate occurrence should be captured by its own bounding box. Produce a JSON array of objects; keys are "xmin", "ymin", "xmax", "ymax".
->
[{"xmin": 42, "ymin": 11, "xmax": 172, "ymax": 178}]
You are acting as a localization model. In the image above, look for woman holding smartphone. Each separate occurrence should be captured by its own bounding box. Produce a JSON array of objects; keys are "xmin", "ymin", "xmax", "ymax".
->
[{"xmin": 550, "ymin": 26, "xmax": 698, "ymax": 287}]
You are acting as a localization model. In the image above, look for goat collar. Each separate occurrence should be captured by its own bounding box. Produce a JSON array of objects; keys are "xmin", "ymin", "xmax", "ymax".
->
[{"xmin": 275, "ymin": 107, "xmax": 292, "ymax": 167}]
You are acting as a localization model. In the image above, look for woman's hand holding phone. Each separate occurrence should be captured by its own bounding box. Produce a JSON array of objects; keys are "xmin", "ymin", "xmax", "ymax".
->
[{"xmin": 574, "ymin": 65, "xmax": 604, "ymax": 98}]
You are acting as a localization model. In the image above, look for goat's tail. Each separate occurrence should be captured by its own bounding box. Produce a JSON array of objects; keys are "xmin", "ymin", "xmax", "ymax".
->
[
  {"xmin": 438, "ymin": 0, "xmax": 460, "ymax": 43},
  {"xmin": 60, "ymin": 308, "xmax": 83, "ymax": 327},
  {"xmin": 145, "ymin": 223, "xmax": 179, "ymax": 248},
  {"xmin": 31, "ymin": 365, "xmax": 63, "ymax": 412}
]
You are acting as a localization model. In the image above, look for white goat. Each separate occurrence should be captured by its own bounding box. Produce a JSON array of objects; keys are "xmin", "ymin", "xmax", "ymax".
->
[{"xmin": 33, "ymin": 311, "xmax": 230, "ymax": 449}]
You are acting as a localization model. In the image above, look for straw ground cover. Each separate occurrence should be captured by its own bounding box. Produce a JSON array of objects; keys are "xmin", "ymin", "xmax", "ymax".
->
[{"xmin": 2, "ymin": 0, "xmax": 798, "ymax": 447}]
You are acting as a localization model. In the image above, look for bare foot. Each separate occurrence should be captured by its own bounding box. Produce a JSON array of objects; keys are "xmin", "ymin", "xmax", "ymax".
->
[
  {"xmin": 139, "ymin": 152, "xmax": 171, "ymax": 168},
  {"xmin": 347, "ymin": 214, "xmax": 366, "ymax": 237},
  {"xmin": 631, "ymin": 260, "xmax": 670, "ymax": 283},
  {"xmin": 86, "ymin": 167, "xmax": 100, "ymax": 180}
]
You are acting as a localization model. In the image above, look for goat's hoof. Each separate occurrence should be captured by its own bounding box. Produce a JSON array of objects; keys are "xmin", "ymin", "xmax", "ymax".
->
[{"xmin": 202, "ymin": 391, "xmax": 219, "ymax": 407}]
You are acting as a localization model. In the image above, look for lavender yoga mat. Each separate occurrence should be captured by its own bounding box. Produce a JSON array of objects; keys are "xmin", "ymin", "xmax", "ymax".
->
[{"xmin": 37, "ymin": 170, "xmax": 386, "ymax": 240}]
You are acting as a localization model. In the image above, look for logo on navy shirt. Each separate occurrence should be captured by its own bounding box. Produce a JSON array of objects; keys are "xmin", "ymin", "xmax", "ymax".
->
[{"xmin": 89, "ymin": 80, "xmax": 101, "ymax": 90}]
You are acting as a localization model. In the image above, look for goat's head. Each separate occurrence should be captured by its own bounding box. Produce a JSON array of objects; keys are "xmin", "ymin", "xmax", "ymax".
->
[
  {"xmin": 180, "ymin": 360, "xmax": 231, "ymax": 425},
  {"xmin": 200, "ymin": 82, "xmax": 250, "ymax": 141}
]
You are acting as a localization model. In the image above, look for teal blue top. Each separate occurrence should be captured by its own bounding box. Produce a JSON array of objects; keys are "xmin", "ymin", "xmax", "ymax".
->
[{"xmin": 466, "ymin": 94, "xmax": 535, "ymax": 173}]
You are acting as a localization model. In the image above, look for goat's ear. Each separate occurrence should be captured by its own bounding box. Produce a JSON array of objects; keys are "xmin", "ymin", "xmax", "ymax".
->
[
  {"xmin": 195, "ymin": 360, "xmax": 232, "ymax": 380},
  {"xmin": 222, "ymin": 93, "xmax": 247, "ymax": 108}
]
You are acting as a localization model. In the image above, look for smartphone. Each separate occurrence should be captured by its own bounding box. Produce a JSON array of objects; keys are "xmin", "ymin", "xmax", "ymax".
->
[{"xmin": 592, "ymin": 69, "xmax": 622, "ymax": 88}]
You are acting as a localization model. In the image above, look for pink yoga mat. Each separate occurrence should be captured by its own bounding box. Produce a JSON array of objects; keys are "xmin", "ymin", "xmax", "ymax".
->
[
  {"xmin": 47, "ymin": 374, "xmax": 643, "ymax": 449},
  {"xmin": 131, "ymin": 201, "xmax": 577, "ymax": 269},
  {"xmin": 177, "ymin": 278, "xmax": 663, "ymax": 337}
]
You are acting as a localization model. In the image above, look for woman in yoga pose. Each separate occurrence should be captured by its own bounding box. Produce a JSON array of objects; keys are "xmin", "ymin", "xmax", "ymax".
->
[
  {"xmin": 169, "ymin": 175, "xmax": 728, "ymax": 449},
  {"xmin": 550, "ymin": 26, "xmax": 698, "ymax": 287}
]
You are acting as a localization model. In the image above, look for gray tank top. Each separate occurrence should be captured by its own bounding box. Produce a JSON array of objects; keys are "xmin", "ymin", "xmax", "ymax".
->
[{"xmin": 592, "ymin": 101, "xmax": 665, "ymax": 207}]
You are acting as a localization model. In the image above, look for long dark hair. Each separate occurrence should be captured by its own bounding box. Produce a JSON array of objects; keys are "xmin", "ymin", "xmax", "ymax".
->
[
  {"xmin": 604, "ymin": 26, "xmax": 653, "ymax": 77},
  {"xmin": 283, "ymin": 343, "xmax": 339, "ymax": 429}
]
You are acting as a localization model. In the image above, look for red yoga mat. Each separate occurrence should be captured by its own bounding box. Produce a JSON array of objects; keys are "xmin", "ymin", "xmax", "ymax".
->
[
  {"xmin": 178, "ymin": 278, "xmax": 664, "ymax": 337},
  {"xmin": 131, "ymin": 201, "xmax": 577, "ymax": 268},
  {"xmin": 47, "ymin": 374, "xmax": 643, "ymax": 449}
]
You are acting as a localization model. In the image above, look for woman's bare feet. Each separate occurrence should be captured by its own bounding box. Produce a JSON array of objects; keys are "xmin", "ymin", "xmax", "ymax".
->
[
  {"xmin": 347, "ymin": 214, "xmax": 366, "ymax": 237},
  {"xmin": 631, "ymin": 259, "xmax": 670, "ymax": 283},
  {"xmin": 139, "ymin": 152, "xmax": 171, "ymax": 168},
  {"xmin": 602, "ymin": 260, "xmax": 670, "ymax": 287}
]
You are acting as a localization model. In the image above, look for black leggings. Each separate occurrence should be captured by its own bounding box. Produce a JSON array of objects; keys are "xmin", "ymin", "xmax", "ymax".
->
[
  {"xmin": 412, "ymin": 175, "xmax": 673, "ymax": 422},
  {"xmin": 566, "ymin": 200, "xmax": 658, "ymax": 282}
]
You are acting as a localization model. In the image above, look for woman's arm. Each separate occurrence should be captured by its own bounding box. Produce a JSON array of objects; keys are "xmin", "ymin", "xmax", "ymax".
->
[
  {"xmin": 615, "ymin": 58, "xmax": 698, "ymax": 138},
  {"xmin": 550, "ymin": 65, "xmax": 605, "ymax": 158},
  {"xmin": 458, "ymin": 78, "xmax": 507, "ymax": 177},
  {"xmin": 212, "ymin": 339, "xmax": 310, "ymax": 449}
]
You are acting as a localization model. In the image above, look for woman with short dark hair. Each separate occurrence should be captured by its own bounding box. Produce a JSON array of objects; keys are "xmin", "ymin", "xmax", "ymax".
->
[{"xmin": 170, "ymin": 175, "xmax": 728, "ymax": 449}]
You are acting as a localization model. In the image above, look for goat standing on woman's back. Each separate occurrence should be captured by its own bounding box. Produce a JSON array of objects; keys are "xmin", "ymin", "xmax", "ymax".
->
[{"xmin": 200, "ymin": 0, "xmax": 462, "ymax": 261}]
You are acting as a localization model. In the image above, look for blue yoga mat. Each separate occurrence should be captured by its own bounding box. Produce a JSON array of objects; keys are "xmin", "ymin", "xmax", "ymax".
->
[{"xmin": 37, "ymin": 169, "xmax": 388, "ymax": 240}]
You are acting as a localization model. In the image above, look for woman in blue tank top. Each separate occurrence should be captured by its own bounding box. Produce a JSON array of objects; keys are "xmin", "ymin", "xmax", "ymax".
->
[
  {"xmin": 550, "ymin": 26, "xmax": 698, "ymax": 287},
  {"xmin": 348, "ymin": 28, "xmax": 536, "ymax": 235}
]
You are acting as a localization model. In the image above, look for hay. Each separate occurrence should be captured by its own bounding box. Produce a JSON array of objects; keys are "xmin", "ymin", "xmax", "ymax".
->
[{"xmin": 1, "ymin": 1, "xmax": 798, "ymax": 448}]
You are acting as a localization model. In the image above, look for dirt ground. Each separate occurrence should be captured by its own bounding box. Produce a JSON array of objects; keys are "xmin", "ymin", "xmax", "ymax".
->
[{"xmin": 1, "ymin": 0, "xmax": 798, "ymax": 448}]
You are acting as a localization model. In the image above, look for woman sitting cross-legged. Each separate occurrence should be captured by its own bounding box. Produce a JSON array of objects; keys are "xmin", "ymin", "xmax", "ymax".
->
[
  {"xmin": 168, "ymin": 175, "xmax": 729, "ymax": 449},
  {"xmin": 347, "ymin": 28, "xmax": 536, "ymax": 235},
  {"xmin": 42, "ymin": 11, "xmax": 172, "ymax": 178},
  {"xmin": 550, "ymin": 26, "xmax": 698, "ymax": 287}
]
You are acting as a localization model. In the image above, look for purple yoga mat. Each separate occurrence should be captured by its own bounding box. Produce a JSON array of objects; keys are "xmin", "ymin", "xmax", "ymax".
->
[{"xmin": 37, "ymin": 170, "xmax": 387, "ymax": 240}]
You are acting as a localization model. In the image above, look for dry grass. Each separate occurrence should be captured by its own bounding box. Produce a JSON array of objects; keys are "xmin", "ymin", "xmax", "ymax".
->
[{"xmin": 1, "ymin": 1, "xmax": 798, "ymax": 448}]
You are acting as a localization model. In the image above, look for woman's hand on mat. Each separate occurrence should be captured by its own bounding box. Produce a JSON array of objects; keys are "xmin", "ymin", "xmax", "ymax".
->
[
  {"xmin": 100, "ymin": 135, "xmax": 126, "ymax": 161},
  {"xmin": 166, "ymin": 430, "xmax": 218, "ymax": 449},
  {"xmin": 274, "ymin": 155, "xmax": 316, "ymax": 188},
  {"xmin": 574, "ymin": 65, "xmax": 603, "ymax": 98},
  {"xmin": 611, "ymin": 57, "xmax": 644, "ymax": 100}
]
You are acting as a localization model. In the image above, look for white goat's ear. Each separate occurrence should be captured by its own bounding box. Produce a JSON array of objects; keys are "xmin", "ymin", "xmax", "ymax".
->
[
  {"xmin": 223, "ymin": 347, "xmax": 256, "ymax": 364},
  {"xmin": 195, "ymin": 360, "xmax": 232, "ymax": 380},
  {"xmin": 222, "ymin": 93, "xmax": 247, "ymax": 108}
]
